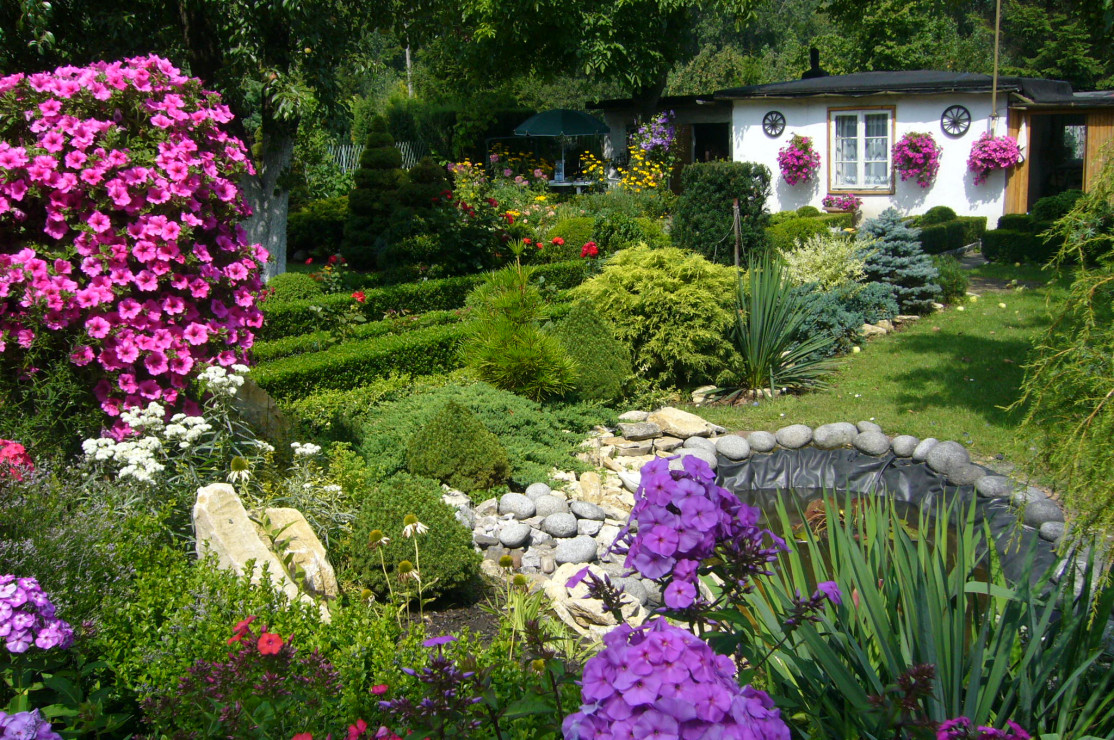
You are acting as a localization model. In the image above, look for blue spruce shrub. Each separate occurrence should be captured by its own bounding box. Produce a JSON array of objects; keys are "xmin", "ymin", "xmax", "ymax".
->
[{"xmin": 858, "ymin": 208, "xmax": 941, "ymax": 314}]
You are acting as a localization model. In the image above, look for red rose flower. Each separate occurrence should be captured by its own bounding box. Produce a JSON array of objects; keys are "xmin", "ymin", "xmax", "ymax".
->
[
  {"xmin": 523, "ymin": 238, "xmax": 532, "ymax": 246},
  {"xmin": 258, "ymin": 632, "xmax": 284, "ymax": 655},
  {"xmin": 551, "ymin": 237, "xmax": 565, "ymax": 246},
  {"xmin": 581, "ymin": 241, "xmax": 599, "ymax": 258},
  {"xmin": 352, "ymin": 291, "xmax": 366, "ymax": 303}
]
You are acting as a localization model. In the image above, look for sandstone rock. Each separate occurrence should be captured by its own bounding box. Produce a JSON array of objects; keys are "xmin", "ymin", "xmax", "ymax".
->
[
  {"xmin": 555, "ymin": 536, "xmax": 599, "ymax": 564},
  {"xmin": 533, "ymin": 494, "xmax": 569, "ymax": 518},
  {"xmin": 617, "ymin": 471, "xmax": 641, "ymax": 493},
  {"xmin": 691, "ymin": 385, "xmax": 718, "ymax": 406},
  {"xmin": 614, "ymin": 439, "xmax": 654, "ymax": 456},
  {"xmin": 716, "ymin": 435, "xmax": 751, "ymax": 460},
  {"xmin": 647, "ymin": 407, "xmax": 713, "ymax": 439},
  {"xmin": 912, "ymin": 437, "xmax": 939, "ymax": 462},
  {"xmin": 975, "ymin": 476, "xmax": 1012, "ymax": 498},
  {"xmin": 618, "ymin": 422, "xmax": 662, "ymax": 441},
  {"xmin": 253, "ymin": 507, "xmax": 339, "ymax": 599},
  {"xmin": 596, "ymin": 524, "xmax": 623, "ymax": 553},
  {"xmin": 476, "ymin": 497, "xmax": 499, "ymax": 516},
  {"xmin": 498, "ymin": 522, "xmax": 531, "ymax": 548},
  {"xmin": 618, "ymin": 410, "xmax": 649, "ymax": 422},
  {"xmin": 499, "ymin": 493, "xmax": 536, "ymax": 519},
  {"xmin": 877, "ymin": 319, "xmax": 894, "ymax": 332},
  {"xmin": 578, "ymin": 519, "xmax": 603, "ymax": 537},
  {"xmin": 776, "ymin": 424, "xmax": 813, "ymax": 449},
  {"xmin": 524, "ymin": 482, "xmax": 552, "ymax": 500},
  {"xmin": 544, "ymin": 513, "xmax": 579, "ymax": 538},
  {"xmin": 747, "ymin": 431, "xmax": 777, "ymax": 453},
  {"xmin": 578, "ymin": 471, "xmax": 603, "ymax": 504},
  {"xmin": 861, "ymin": 323, "xmax": 887, "ymax": 338},
  {"xmin": 811, "ymin": 422, "xmax": 857, "ymax": 449},
  {"xmin": 891, "ymin": 435, "xmax": 919, "ymax": 458},
  {"xmin": 853, "ymin": 431, "xmax": 891, "ymax": 456},
  {"xmin": 654, "ymin": 436, "xmax": 684, "ymax": 453}
]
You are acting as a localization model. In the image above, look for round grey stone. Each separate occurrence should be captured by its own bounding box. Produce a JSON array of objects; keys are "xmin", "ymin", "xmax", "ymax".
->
[
  {"xmin": 683, "ymin": 436, "xmax": 717, "ymax": 453},
  {"xmin": 975, "ymin": 476, "xmax": 1012, "ymax": 498},
  {"xmin": 1024, "ymin": 500, "xmax": 1065, "ymax": 528},
  {"xmin": 533, "ymin": 494, "xmax": 569, "ymax": 518},
  {"xmin": 715, "ymin": 435, "xmax": 751, "ymax": 460},
  {"xmin": 524, "ymin": 482, "xmax": 552, "ymax": 500},
  {"xmin": 670, "ymin": 448, "xmax": 717, "ymax": 471},
  {"xmin": 891, "ymin": 435, "xmax": 919, "ymax": 458},
  {"xmin": 578, "ymin": 519, "xmax": 603, "ymax": 537},
  {"xmin": 1039, "ymin": 521, "xmax": 1066, "ymax": 542},
  {"xmin": 853, "ymin": 431, "xmax": 891, "ymax": 456},
  {"xmin": 498, "ymin": 522, "xmax": 531, "ymax": 548},
  {"xmin": 614, "ymin": 577, "xmax": 649, "ymax": 606},
  {"xmin": 473, "ymin": 533, "xmax": 500, "ymax": 548},
  {"xmin": 925, "ymin": 441, "xmax": 971, "ymax": 477},
  {"xmin": 747, "ymin": 431, "xmax": 777, "ymax": 453},
  {"xmin": 775, "ymin": 424, "xmax": 813, "ymax": 449},
  {"xmin": 948, "ymin": 463, "xmax": 988, "ymax": 486},
  {"xmin": 812, "ymin": 422, "xmax": 858, "ymax": 449},
  {"xmin": 529, "ymin": 528, "xmax": 555, "ymax": 547},
  {"xmin": 1011, "ymin": 486, "xmax": 1048, "ymax": 507},
  {"xmin": 570, "ymin": 501, "xmax": 606, "ymax": 521},
  {"xmin": 857, "ymin": 420, "xmax": 883, "ymax": 434},
  {"xmin": 543, "ymin": 512, "xmax": 579, "ymax": 538},
  {"xmin": 912, "ymin": 437, "xmax": 939, "ymax": 463},
  {"xmin": 555, "ymin": 536, "xmax": 599, "ymax": 565},
  {"xmin": 499, "ymin": 493, "xmax": 536, "ymax": 519}
]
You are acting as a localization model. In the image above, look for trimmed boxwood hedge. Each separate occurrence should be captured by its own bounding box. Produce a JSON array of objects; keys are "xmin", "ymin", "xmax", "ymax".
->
[
  {"xmin": 981, "ymin": 229, "xmax": 1054, "ymax": 263},
  {"xmin": 251, "ymin": 322, "xmax": 472, "ymax": 399},
  {"xmin": 259, "ymin": 260, "xmax": 590, "ymax": 341},
  {"xmin": 252, "ymin": 309, "xmax": 466, "ymax": 363}
]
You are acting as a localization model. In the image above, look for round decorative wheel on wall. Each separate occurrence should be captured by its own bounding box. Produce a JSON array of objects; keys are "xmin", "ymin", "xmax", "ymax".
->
[
  {"xmin": 763, "ymin": 110, "xmax": 786, "ymax": 137},
  {"xmin": 941, "ymin": 105, "xmax": 971, "ymax": 137}
]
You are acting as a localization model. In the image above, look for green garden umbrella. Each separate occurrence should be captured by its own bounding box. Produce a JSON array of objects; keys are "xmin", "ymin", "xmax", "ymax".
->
[{"xmin": 514, "ymin": 109, "xmax": 609, "ymax": 180}]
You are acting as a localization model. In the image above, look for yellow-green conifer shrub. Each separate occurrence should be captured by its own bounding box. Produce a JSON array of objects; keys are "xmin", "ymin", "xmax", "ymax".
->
[{"xmin": 406, "ymin": 400, "xmax": 510, "ymax": 494}]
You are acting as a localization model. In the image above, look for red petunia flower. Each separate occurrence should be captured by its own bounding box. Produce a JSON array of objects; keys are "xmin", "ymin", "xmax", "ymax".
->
[
  {"xmin": 581, "ymin": 241, "xmax": 599, "ymax": 258},
  {"xmin": 305, "ymin": 258, "xmax": 313, "ymax": 265},
  {"xmin": 522, "ymin": 238, "xmax": 532, "ymax": 246},
  {"xmin": 347, "ymin": 719, "xmax": 369, "ymax": 740},
  {"xmin": 352, "ymin": 291, "xmax": 366, "ymax": 303},
  {"xmin": 258, "ymin": 632, "xmax": 284, "ymax": 655}
]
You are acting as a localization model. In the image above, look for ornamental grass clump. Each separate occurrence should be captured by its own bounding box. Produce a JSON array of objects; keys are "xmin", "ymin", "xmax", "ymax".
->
[
  {"xmin": 561, "ymin": 617, "xmax": 791, "ymax": 740},
  {"xmin": 0, "ymin": 56, "xmax": 266, "ymax": 438}
]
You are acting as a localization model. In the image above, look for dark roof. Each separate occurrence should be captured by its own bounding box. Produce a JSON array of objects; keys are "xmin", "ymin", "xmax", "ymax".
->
[{"xmin": 586, "ymin": 94, "xmax": 726, "ymax": 111}]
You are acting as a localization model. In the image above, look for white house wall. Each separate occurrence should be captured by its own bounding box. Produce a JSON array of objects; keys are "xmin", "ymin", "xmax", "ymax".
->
[{"xmin": 732, "ymin": 93, "xmax": 1011, "ymax": 221}]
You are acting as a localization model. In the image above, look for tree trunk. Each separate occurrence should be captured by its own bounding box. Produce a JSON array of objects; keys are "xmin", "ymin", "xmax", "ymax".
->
[{"xmin": 241, "ymin": 133, "xmax": 295, "ymax": 282}]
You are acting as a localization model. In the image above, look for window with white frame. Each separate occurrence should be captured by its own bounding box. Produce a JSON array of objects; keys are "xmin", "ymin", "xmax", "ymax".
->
[{"xmin": 830, "ymin": 108, "xmax": 893, "ymax": 190}]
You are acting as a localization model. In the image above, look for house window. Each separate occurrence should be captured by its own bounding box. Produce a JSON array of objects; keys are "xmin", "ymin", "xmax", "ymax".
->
[{"xmin": 830, "ymin": 108, "xmax": 893, "ymax": 191}]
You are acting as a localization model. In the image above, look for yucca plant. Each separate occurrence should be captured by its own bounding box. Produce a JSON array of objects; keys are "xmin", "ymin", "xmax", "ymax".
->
[
  {"xmin": 727, "ymin": 256, "xmax": 840, "ymax": 394},
  {"xmin": 716, "ymin": 494, "xmax": 1114, "ymax": 739}
]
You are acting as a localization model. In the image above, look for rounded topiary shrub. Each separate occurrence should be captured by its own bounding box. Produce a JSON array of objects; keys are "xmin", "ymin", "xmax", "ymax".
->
[
  {"xmin": 343, "ymin": 472, "xmax": 481, "ymax": 602},
  {"xmin": 919, "ymin": 205, "xmax": 958, "ymax": 225},
  {"xmin": 796, "ymin": 205, "xmax": 821, "ymax": 217},
  {"xmin": 1031, "ymin": 189, "xmax": 1084, "ymax": 224},
  {"xmin": 0, "ymin": 55, "xmax": 265, "ymax": 443},
  {"xmin": 549, "ymin": 300, "xmax": 632, "ymax": 402},
  {"xmin": 543, "ymin": 218, "xmax": 595, "ymax": 262},
  {"xmin": 266, "ymin": 272, "xmax": 325, "ymax": 303},
  {"xmin": 767, "ymin": 216, "xmax": 832, "ymax": 253},
  {"xmin": 406, "ymin": 400, "xmax": 511, "ymax": 493}
]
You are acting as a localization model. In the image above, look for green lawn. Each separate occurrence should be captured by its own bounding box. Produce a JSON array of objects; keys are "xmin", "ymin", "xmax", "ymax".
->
[{"xmin": 689, "ymin": 263, "xmax": 1069, "ymax": 470}]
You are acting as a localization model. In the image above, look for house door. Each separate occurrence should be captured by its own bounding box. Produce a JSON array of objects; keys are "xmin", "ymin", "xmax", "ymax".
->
[{"xmin": 1006, "ymin": 110, "xmax": 1114, "ymax": 213}]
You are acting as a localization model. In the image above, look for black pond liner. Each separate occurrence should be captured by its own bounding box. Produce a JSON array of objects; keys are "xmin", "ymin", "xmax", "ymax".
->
[{"xmin": 716, "ymin": 446, "xmax": 1058, "ymax": 588}]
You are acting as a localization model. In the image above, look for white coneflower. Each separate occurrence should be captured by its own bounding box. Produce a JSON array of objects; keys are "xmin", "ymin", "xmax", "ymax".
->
[
  {"xmin": 367, "ymin": 529, "xmax": 390, "ymax": 550},
  {"xmin": 396, "ymin": 559, "xmax": 420, "ymax": 583},
  {"xmin": 402, "ymin": 513, "xmax": 429, "ymax": 538},
  {"xmin": 227, "ymin": 455, "xmax": 251, "ymax": 484}
]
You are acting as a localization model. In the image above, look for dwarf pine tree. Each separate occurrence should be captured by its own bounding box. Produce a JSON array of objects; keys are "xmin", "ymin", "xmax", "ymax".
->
[{"xmin": 858, "ymin": 208, "xmax": 941, "ymax": 313}]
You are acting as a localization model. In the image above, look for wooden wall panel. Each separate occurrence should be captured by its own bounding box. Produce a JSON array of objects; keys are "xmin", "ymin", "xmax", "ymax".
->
[
  {"xmin": 1085, "ymin": 110, "xmax": 1114, "ymax": 191},
  {"xmin": 1004, "ymin": 112, "xmax": 1030, "ymax": 215}
]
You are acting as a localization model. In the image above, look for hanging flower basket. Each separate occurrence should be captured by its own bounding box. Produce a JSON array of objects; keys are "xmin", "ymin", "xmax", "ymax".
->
[
  {"xmin": 822, "ymin": 194, "xmax": 863, "ymax": 212},
  {"xmin": 777, "ymin": 134, "xmax": 821, "ymax": 186},
  {"xmin": 967, "ymin": 132, "xmax": 1022, "ymax": 185},
  {"xmin": 892, "ymin": 131, "xmax": 941, "ymax": 188}
]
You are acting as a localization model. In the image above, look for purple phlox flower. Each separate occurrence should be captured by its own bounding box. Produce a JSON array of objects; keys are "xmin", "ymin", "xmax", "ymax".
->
[
  {"xmin": 815, "ymin": 580, "xmax": 842, "ymax": 605},
  {"xmin": 422, "ymin": 634, "xmax": 455, "ymax": 648}
]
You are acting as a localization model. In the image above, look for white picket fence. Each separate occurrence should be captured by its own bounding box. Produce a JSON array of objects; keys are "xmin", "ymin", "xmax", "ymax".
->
[{"xmin": 328, "ymin": 140, "xmax": 429, "ymax": 172}]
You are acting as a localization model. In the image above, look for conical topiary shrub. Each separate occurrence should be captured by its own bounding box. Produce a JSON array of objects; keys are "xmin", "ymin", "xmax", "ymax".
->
[
  {"xmin": 406, "ymin": 400, "xmax": 511, "ymax": 494},
  {"xmin": 549, "ymin": 300, "xmax": 632, "ymax": 402},
  {"xmin": 343, "ymin": 116, "xmax": 405, "ymax": 269},
  {"xmin": 858, "ymin": 208, "xmax": 941, "ymax": 314}
]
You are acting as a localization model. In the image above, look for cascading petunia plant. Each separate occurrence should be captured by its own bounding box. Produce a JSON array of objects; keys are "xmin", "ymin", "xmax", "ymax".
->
[
  {"xmin": 892, "ymin": 131, "xmax": 941, "ymax": 188},
  {"xmin": 967, "ymin": 132, "xmax": 1023, "ymax": 185},
  {"xmin": 777, "ymin": 134, "xmax": 821, "ymax": 186},
  {"xmin": 0, "ymin": 56, "xmax": 266, "ymax": 434}
]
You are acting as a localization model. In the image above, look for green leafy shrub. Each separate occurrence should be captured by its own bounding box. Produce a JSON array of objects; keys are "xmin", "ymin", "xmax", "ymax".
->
[
  {"xmin": 996, "ymin": 213, "xmax": 1036, "ymax": 232},
  {"xmin": 462, "ymin": 265, "xmax": 578, "ymax": 401},
  {"xmin": 281, "ymin": 375, "xmax": 417, "ymax": 443},
  {"xmin": 254, "ymin": 310, "xmax": 465, "ymax": 363},
  {"xmin": 407, "ymin": 401, "xmax": 511, "ymax": 493},
  {"xmin": 956, "ymin": 215, "xmax": 988, "ymax": 245},
  {"xmin": 548, "ymin": 300, "xmax": 632, "ymax": 402},
  {"xmin": 918, "ymin": 205, "xmax": 958, "ymax": 225},
  {"xmin": 931, "ymin": 255, "xmax": 969, "ymax": 303},
  {"xmin": 980, "ymin": 229, "xmax": 1052, "ymax": 263},
  {"xmin": 1016, "ymin": 156, "xmax": 1114, "ymax": 534},
  {"xmin": 791, "ymin": 282, "xmax": 898, "ymax": 356},
  {"xmin": 358, "ymin": 382, "xmax": 601, "ymax": 488},
  {"xmin": 545, "ymin": 218, "xmax": 595, "ymax": 258},
  {"xmin": 266, "ymin": 271, "xmax": 326, "ymax": 303},
  {"xmin": 571, "ymin": 245, "xmax": 738, "ymax": 387},
  {"xmin": 288, "ymin": 196, "xmax": 348, "ymax": 258},
  {"xmin": 915, "ymin": 220, "xmax": 965, "ymax": 254},
  {"xmin": 341, "ymin": 473, "xmax": 481, "ymax": 601},
  {"xmin": 858, "ymin": 208, "xmax": 941, "ymax": 313},
  {"xmin": 252, "ymin": 322, "xmax": 470, "ymax": 400},
  {"xmin": 767, "ymin": 216, "xmax": 832, "ymax": 253},
  {"xmin": 673, "ymin": 161, "xmax": 771, "ymax": 264},
  {"xmin": 795, "ymin": 205, "xmax": 821, "ymax": 217},
  {"xmin": 1030, "ymin": 189, "xmax": 1084, "ymax": 223},
  {"xmin": 779, "ymin": 232, "xmax": 867, "ymax": 290},
  {"xmin": 343, "ymin": 117, "xmax": 405, "ymax": 269}
]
